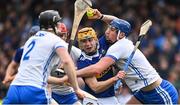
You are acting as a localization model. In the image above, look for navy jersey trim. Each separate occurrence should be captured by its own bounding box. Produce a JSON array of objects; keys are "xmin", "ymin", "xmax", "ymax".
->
[
  {"xmin": 42, "ymin": 51, "xmax": 56, "ymax": 87},
  {"xmin": 105, "ymin": 55, "xmax": 118, "ymax": 61},
  {"xmin": 55, "ymin": 46, "xmax": 65, "ymax": 49},
  {"xmin": 125, "ymin": 59, "xmax": 148, "ymax": 86}
]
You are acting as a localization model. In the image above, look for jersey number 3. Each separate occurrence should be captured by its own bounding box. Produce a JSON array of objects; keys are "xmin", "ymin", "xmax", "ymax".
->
[{"xmin": 23, "ymin": 40, "xmax": 36, "ymax": 60}]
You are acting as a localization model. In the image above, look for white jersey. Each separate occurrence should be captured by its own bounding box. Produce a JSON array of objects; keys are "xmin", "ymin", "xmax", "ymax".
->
[
  {"xmin": 51, "ymin": 46, "xmax": 81, "ymax": 95},
  {"xmin": 106, "ymin": 38, "xmax": 160, "ymax": 92},
  {"xmin": 70, "ymin": 46, "xmax": 82, "ymax": 66},
  {"xmin": 12, "ymin": 31, "xmax": 68, "ymax": 89}
]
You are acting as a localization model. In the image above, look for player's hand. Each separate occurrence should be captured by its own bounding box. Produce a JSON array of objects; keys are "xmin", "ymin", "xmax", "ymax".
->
[
  {"xmin": 2, "ymin": 75, "xmax": 14, "ymax": 85},
  {"xmin": 115, "ymin": 71, "xmax": 126, "ymax": 80},
  {"xmin": 75, "ymin": 88, "xmax": 85, "ymax": 99},
  {"xmin": 59, "ymin": 75, "xmax": 69, "ymax": 84},
  {"xmin": 87, "ymin": 9, "xmax": 103, "ymax": 20}
]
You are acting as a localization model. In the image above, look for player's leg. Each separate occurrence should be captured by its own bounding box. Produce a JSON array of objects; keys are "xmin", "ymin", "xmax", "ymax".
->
[{"xmin": 126, "ymin": 95, "xmax": 142, "ymax": 104}]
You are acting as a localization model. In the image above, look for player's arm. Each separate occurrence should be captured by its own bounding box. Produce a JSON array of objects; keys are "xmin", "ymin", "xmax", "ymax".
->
[
  {"xmin": 84, "ymin": 71, "xmax": 125, "ymax": 93},
  {"xmin": 48, "ymin": 76, "xmax": 68, "ymax": 85},
  {"xmin": 100, "ymin": 14, "xmax": 119, "ymax": 24},
  {"xmin": 3, "ymin": 48, "xmax": 23, "ymax": 84},
  {"xmin": 88, "ymin": 9, "xmax": 119, "ymax": 24},
  {"xmin": 56, "ymin": 47, "xmax": 85, "ymax": 98},
  {"xmin": 77, "ymin": 77, "xmax": 85, "ymax": 89},
  {"xmin": 77, "ymin": 56, "xmax": 115, "ymax": 77},
  {"xmin": 3, "ymin": 61, "xmax": 19, "ymax": 84},
  {"xmin": 48, "ymin": 56, "xmax": 115, "ymax": 84},
  {"xmin": 85, "ymin": 76, "xmax": 116, "ymax": 93},
  {"xmin": 56, "ymin": 47, "xmax": 79, "ymax": 90}
]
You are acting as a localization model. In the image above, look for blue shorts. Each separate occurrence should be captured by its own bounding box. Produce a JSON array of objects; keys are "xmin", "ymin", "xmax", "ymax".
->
[
  {"xmin": 3, "ymin": 85, "xmax": 49, "ymax": 104},
  {"xmin": 134, "ymin": 80, "xmax": 179, "ymax": 104},
  {"xmin": 52, "ymin": 92, "xmax": 78, "ymax": 104}
]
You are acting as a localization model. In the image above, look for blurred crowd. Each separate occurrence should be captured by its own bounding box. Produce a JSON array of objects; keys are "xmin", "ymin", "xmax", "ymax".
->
[{"xmin": 0, "ymin": 0, "xmax": 179, "ymax": 101}]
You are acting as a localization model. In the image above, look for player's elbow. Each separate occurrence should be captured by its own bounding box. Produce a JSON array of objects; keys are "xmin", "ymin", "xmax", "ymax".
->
[
  {"xmin": 94, "ymin": 70, "xmax": 101, "ymax": 76},
  {"xmin": 91, "ymin": 86, "xmax": 102, "ymax": 93},
  {"xmin": 93, "ymin": 89, "xmax": 102, "ymax": 94},
  {"xmin": 90, "ymin": 69, "xmax": 100, "ymax": 76},
  {"xmin": 61, "ymin": 58, "xmax": 72, "ymax": 66},
  {"xmin": 88, "ymin": 82, "xmax": 103, "ymax": 93}
]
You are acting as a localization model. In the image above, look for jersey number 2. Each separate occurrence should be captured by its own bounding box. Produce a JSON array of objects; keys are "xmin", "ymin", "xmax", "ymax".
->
[{"xmin": 23, "ymin": 40, "xmax": 36, "ymax": 60}]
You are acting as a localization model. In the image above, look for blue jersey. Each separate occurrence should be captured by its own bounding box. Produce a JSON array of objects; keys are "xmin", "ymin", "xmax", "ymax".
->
[
  {"xmin": 13, "ymin": 47, "xmax": 23, "ymax": 63},
  {"xmin": 99, "ymin": 35, "xmax": 111, "ymax": 52},
  {"xmin": 77, "ymin": 41, "xmax": 115, "ymax": 98}
]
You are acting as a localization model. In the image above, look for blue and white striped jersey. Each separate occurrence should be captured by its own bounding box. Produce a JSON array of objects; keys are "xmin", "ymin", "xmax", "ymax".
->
[
  {"xmin": 12, "ymin": 31, "xmax": 68, "ymax": 89},
  {"xmin": 105, "ymin": 37, "xmax": 160, "ymax": 92}
]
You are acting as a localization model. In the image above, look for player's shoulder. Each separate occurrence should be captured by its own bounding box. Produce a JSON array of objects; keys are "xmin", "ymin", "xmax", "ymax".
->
[
  {"xmin": 113, "ymin": 38, "xmax": 132, "ymax": 48},
  {"xmin": 38, "ymin": 31, "xmax": 64, "ymax": 43},
  {"xmin": 99, "ymin": 35, "xmax": 107, "ymax": 45},
  {"xmin": 77, "ymin": 55, "xmax": 92, "ymax": 69},
  {"xmin": 16, "ymin": 47, "xmax": 24, "ymax": 54},
  {"xmin": 71, "ymin": 46, "xmax": 82, "ymax": 56},
  {"xmin": 36, "ymin": 31, "xmax": 58, "ymax": 38},
  {"xmin": 16, "ymin": 46, "xmax": 23, "ymax": 51},
  {"xmin": 72, "ymin": 46, "xmax": 81, "ymax": 52},
  {"xmin": 121, "ymin": 38, "xmax": 133, "ymax": 45}
]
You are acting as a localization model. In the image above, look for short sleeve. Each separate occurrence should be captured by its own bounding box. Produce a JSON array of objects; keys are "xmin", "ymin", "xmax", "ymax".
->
[
  {"xmin": 105, "ymin": 40, "xmax": 133, "ymax": 61},
  {"xmin": 13, "ymin": 48, "xmax": 23, "ymax": 63},
  {"xmin": 71, "ymin": 46, "xmax": 82, "ymax": 65},
  {"xmin": 105, "ymin": 42, "xmax": 121, "ymax": 61},
  {"xmin": 53, "ymin": 36, "xmax": 68, "ymax": 50}
]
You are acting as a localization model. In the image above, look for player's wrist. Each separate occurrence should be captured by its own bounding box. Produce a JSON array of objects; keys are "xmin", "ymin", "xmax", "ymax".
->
[
  {"xmin": 113, "ymin": 76, "xmax": 119, "ymax": 82},
  {"xmin": 99, "ymin": 14, "xmax": 104, "ymax": 20},
  {"xmin": 74, "ymin": 87, "xmax": 81, "ymax": 93}
]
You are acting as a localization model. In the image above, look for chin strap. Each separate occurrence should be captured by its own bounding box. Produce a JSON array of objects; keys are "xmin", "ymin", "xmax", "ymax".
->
[
  {"xmin": 116, "ymin": 30, "xmax": 121, "ymax": 40},
  {"xmin": 52, "ymin": 25, "xmax": 57, "ymax": 35}
]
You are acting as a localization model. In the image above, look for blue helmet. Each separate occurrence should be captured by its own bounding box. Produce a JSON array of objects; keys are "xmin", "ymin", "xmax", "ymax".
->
[{"xmin": 110, "ymin": 19, "xmax": 131, "ymax": 36}]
